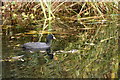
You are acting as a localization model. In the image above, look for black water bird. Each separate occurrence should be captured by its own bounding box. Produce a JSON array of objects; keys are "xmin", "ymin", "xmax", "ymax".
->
[{"xmin": 21, "ymin": 34, "xmax": 56, "ymax": 59}]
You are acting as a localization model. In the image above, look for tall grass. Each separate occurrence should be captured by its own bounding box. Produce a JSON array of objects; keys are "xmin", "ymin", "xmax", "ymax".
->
[{"xmin": 38, "ymin": 0, "xmax": 55, "ymax": 41}]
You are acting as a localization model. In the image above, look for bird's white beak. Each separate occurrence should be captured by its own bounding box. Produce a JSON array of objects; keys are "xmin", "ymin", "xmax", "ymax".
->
[{"xmin": 53, "ymin": 36, "xmax": 56, "ymax": 39}]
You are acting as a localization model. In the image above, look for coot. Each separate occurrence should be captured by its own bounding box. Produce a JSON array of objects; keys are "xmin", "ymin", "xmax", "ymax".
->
[{"xmin": 22, "ymin": 34, "xmax": 56, "ymax": 59}]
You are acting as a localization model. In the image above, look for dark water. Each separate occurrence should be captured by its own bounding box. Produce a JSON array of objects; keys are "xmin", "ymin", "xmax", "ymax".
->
[
  {"xmin": 2, "ymin": 20, "xmax": 118, "ymax": 78},
  {"xmin": 2, "ymin": 29, "xmax": 80, "ymax": 78}
]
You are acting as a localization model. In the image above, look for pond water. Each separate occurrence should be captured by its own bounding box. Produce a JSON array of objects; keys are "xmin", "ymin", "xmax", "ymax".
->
[{"xmin": 2, "ymin": 19, "xmax": 118, "ymax": 78}]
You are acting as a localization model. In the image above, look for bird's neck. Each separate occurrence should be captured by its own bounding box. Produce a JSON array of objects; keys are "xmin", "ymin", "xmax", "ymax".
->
[{"xmin": 46, "ymin": 40, "xmax": 51, "ymax": 45}]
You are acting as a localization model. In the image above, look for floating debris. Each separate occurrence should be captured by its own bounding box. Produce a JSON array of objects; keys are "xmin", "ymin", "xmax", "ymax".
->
[
  {"xmin": 85, "ymin": 42, "xmax": 95, "ymax": 46},
  {"xmin": 54, "ymin": 49, "xmax": 79, "ymax": 55},
  {"xmin": 0, "ymin": 55, "xmax": 24, "ymax": 62},
  {"xmin": 11, "ymin": 55, "xmax": 24, "ymax": 60}
]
